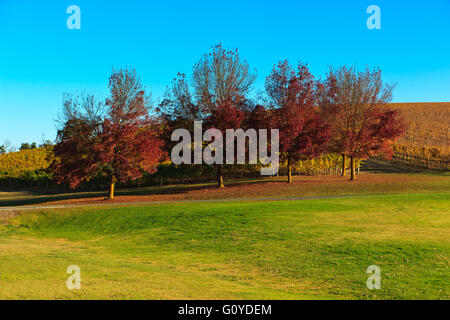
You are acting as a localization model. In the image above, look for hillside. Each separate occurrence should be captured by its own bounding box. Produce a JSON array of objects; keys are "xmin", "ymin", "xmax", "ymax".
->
[
  {"xmin": 389, "ymin": 102, "xmax": 450, "ymax": 169},
  {"xmin": 390, "ymin": 102, "xmax": 449, "ymax": 150}
]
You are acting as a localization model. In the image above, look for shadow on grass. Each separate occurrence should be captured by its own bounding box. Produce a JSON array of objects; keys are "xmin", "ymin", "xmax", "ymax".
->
[
  {"xmin": 361, "ymin": 157, "xmax": 449, "ymax": 175},
  {"xmin": 0, "ymin": 177, "xmax": 285, "ymax": 207}
]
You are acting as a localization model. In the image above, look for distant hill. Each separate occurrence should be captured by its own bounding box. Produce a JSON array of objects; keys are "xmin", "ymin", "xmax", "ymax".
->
[{"xmin": 388, "ymin": 102, "xmax": 449, "ymax": 169}]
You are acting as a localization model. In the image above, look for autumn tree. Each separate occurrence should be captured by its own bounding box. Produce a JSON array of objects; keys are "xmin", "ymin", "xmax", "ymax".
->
[
  {"xmin": 160, "ymin": 73, "xmax": 202, "ymax": 123},
  {"xmin": 160, "ymin": 44, "xmax": 256, "ymax": 188},
  {"xmin": 193, "ymin": 44, "xmax": 256, "ymax": 188},
  {"xmin": 265, "ymin": 61, "xmax": 330, "ymax": 183},
  {"xmin": 53, "ymin": 69, "xmax": 165, "ymax": 199},
  {"xmin": 52, "ymin": 93, "xmax": 105, "ymax": 190},
  {"xmin": 243, "ymin": 104, "xmax": 271, "ymax": 132},
  {"xmin": 158, "ymin": 73, "xmax": 202, "ymax": 158},
  {"xmin": 318, "ymin": 66, "xmax": 405, "ymax": 180},
  {"xmin": 52, "ymin": 117, "xmax": 100, "ymax": 189}
]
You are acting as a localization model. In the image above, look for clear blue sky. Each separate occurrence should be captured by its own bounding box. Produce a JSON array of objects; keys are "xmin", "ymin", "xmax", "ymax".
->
[{"xmin": 1, "ymin": 0, "xmax": 449, "ymax": 146}]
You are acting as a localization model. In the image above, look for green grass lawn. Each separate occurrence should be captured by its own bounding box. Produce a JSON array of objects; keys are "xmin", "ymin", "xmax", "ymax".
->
[{"xmin": 0, "ymin": 193, "xmax": 449, "ymax": 299}]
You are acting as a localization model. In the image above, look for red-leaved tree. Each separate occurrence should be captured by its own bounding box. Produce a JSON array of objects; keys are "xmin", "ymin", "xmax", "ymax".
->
[
  {"xmin": 193, "ymin": 44, "xmax": 256, "ymax": 187},
  {"xmin": 265, "ymin": 61, "xmax": 330, "ymax": 183},
  {"xmin": 318, "ymin": 66, "xmax": 405, "ymax": 180},
  {"xmin": 53, "ymin": 69, "xmax": 165, "ymax": 199}
]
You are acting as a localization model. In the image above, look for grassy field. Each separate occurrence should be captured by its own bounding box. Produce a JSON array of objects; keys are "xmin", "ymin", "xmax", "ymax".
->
[{"xmin": 0, "ymin": 192, "xmax": 449, "ymax": 299}]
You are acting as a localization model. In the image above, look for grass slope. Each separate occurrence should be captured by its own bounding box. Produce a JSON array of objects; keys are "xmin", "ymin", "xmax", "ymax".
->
[{"xmin": 0, "ymin": 193, "xmax": 449, "ymax": 299}]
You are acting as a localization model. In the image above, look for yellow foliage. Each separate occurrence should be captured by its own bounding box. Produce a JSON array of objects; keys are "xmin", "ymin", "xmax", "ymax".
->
[{"xmin": 0, "ymin": 147, "xmax": 54, "ymax": 178}]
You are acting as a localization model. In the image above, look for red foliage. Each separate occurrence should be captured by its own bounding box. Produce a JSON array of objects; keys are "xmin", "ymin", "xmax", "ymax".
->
[
  {"xmin": 266, "ymin": 61, "xmax": 330, "ymax": 162},
  {"xmin": 52, "ymin": 119, "xmax": 99, "ymax": 189},
  {"xmin": 319, "ymin": 67, "xmax": 405, "ymax": 161},
  {"xmin": 207, "ymin": 102, "xmax": 245, "ymax": 132},
  {"xmin": 366, "ymin": 109, "xmax": 406, "ymax": 159},
  {"xmin": 53, "ymin": 69, "xmax": 165, "ymax": 193},
  {"xmin": 95, "ymin": 117, "xmax": 164, "ymax": 184},
  {"xmin": 245, "ymin": 104, "xmax": 271, "ymax": 130},
  {"xmin": 335, "ymin": 109, "xmax": 405, "ymax": 160}
]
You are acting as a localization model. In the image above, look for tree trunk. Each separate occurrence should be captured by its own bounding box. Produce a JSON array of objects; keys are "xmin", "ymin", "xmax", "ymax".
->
[
  {"xmin": 287, "ymin": 157, "xmax": 292, "ymax": 184},
  {"xmin": 108, "ymin": 177, "xmax": 116, "ymax": 200},
  {"xmin": 341, "ymin": 154, "xmax": 347, "ymax": 177},
  {"xmin": 350, "ymin": 156, "xmax": 356, "ymax": 181},
  {"xmin": 217, "ymin": 165, "xmax": 224, "ymax": 188}
]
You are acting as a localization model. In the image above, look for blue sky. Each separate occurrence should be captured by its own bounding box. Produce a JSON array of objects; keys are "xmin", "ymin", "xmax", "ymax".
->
[{"xmin": 0, "ymin": 0, "xmax": 449, "ymax": 146}]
